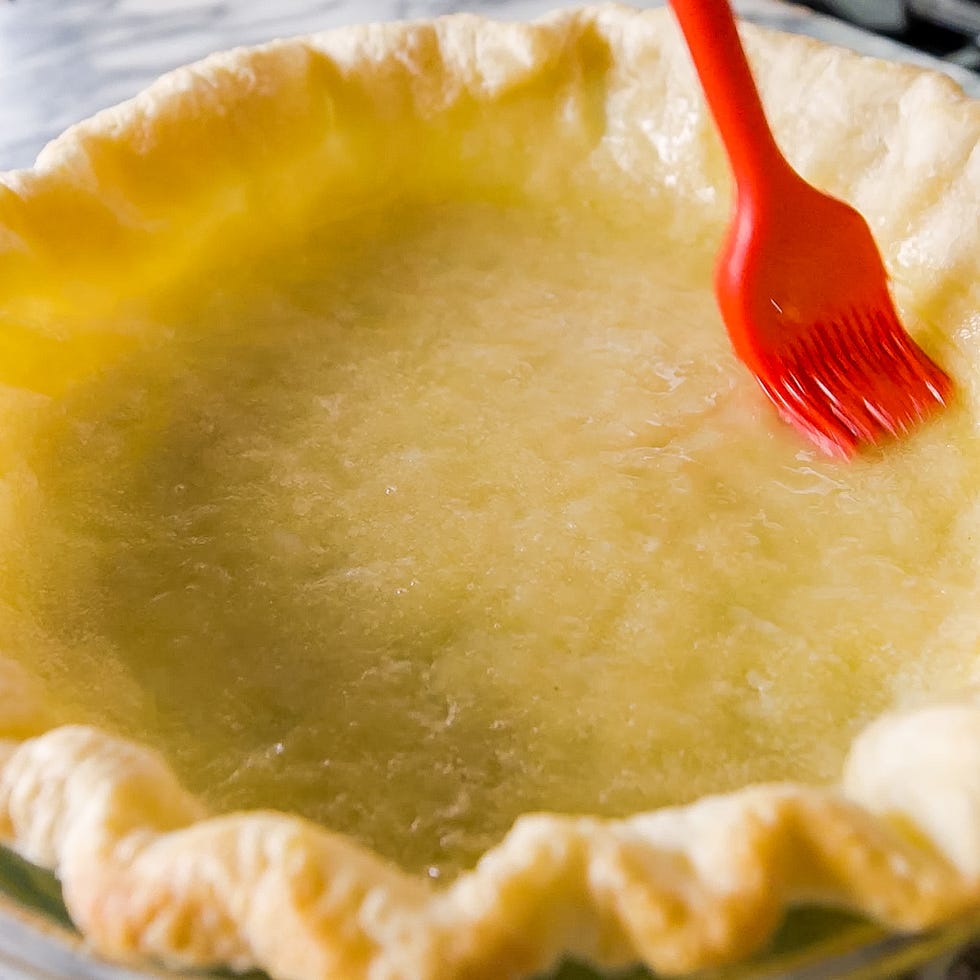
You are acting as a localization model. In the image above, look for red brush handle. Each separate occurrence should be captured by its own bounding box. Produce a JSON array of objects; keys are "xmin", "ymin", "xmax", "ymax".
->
[{"xmin": 668, "ymin": 0, "xmax": 790, "ymax": 193}]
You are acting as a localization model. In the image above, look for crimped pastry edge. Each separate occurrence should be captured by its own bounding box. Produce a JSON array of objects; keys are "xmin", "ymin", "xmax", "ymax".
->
[
  {"xmin": 0, "ymin": 5, "xmax": 979, "ymax": 979},
  {"xmin": 2, "ymin": 698, "xmax": 980, "ymax": 979}
]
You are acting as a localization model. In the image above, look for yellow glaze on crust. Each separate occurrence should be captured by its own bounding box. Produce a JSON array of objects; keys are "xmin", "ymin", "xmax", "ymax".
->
[{"xmin": 0, "ymin": 5, "xmax": 979, "ymax": 978}]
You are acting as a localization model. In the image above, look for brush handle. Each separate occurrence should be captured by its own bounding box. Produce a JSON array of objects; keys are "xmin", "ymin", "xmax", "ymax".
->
[{"xmin": 668, "ymin": 0, "xmax": 790, "ymax": 193}]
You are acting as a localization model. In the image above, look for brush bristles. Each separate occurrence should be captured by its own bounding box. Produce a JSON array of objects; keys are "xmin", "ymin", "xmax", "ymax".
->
[{"xmin": 758, "ymin": 304, "xmax": 952, "ymax": 458}]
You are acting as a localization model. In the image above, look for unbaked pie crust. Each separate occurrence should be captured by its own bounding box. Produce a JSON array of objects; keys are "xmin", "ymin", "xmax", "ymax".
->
[{"xmin": 0, "ymin": 4, "xmax": 979, "ymax": 978}]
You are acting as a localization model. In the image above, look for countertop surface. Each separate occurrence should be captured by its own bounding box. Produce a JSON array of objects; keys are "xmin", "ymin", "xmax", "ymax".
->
[{"xmin": 1, "ymin": 0, "xmax": 977, "ymax": 172}]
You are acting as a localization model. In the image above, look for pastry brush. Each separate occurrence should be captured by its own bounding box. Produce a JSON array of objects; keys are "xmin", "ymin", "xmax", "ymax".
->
[{"xmin": 668, "ymin": 0, "xmax": 952, "ymax": 457}]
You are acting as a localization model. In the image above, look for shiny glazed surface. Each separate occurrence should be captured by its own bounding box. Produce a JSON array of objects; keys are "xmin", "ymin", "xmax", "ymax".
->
[{"xmin": 1, "ymin": 194, "xmax": 975, "ymax": 876}]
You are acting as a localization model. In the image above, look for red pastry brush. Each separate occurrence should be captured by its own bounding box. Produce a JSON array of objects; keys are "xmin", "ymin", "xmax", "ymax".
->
[{"xmin": 669, "ymin": 0, "xmax": 952, "ymax": 458}]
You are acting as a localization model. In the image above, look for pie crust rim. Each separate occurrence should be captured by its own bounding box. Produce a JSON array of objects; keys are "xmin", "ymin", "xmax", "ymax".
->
[{"xmin": 0, "ymin": 5, "xmax": 979, "ymax": 979}]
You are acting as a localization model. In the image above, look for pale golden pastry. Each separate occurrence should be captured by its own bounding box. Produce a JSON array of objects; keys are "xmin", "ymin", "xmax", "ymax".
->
[{"xmin": 0, "ymin": 5, "xmax": 979, "ymax": 979}]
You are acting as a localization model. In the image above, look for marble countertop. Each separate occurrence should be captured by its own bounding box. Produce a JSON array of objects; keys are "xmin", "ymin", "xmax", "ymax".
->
[{"xmin": 0, "ymin": 0, "xmax": 977, "ymax": 172}]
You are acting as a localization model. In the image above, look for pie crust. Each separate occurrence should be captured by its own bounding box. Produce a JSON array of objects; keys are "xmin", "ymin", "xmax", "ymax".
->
[{"xmin": 1, "ymin": 5, "xmax": 979, "ymax": 979}]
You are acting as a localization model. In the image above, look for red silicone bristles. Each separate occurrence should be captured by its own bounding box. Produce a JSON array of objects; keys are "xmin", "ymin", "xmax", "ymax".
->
[{"xmin": 757, "ymin": 303, "xmax": 952, "ymax": 458}]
